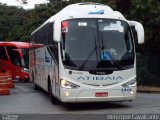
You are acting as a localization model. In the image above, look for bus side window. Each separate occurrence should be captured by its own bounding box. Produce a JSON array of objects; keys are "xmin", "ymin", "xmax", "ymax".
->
[
  {"xmin": 48, "ymin": 23, "xmax": 54, "ymax": 45},
  {"xmin": 48, "ymin": 23, "xmax": 58, "ymax": 62},
  {"xmin": 0, "ymin": 46, "xmax": 8, "ymax": 60}
]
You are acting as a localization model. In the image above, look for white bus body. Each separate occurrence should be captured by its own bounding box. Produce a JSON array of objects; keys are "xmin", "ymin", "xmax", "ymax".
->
[{"xmin": 29, "ymin": 3, "xmax": 144, "ymax": 104}]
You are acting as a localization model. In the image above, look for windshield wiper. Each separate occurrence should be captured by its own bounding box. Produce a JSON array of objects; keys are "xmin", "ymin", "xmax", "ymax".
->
[
  {"xmin": 79, "ymin": 46, "xmax": 97, "ymax": 70},
  {"xmin": 79, "ymin": 30, "xmax": 98, "ymax": 70},
  {"xmin": 99, "ymin": 32, "xmax": 122, "ymax": 69}
]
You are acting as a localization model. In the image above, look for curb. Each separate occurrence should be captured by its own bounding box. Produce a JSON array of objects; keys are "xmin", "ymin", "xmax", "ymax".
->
[{"xmin": 137, "ymin": 86, "xmax": 160, "ymax": 93}]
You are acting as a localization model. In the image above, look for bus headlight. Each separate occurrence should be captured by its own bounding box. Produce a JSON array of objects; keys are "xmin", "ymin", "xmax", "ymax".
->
[
  {"xmin": 21, "ymin": 68, "xmax": 29, "ymax": 73},
  {"xmin": 122, "ymin": 79, "xmax": 136, "ymax": 87},
  {"xmin": 61, "ymin": 79, "xmax": 80, "ymax": 89}
]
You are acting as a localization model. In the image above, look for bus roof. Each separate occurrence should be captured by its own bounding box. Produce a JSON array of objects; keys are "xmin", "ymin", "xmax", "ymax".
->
[
  {"xmin": 31, "ymin": 2, "xmax": 126, "ymax": 35},
  {"xmin": 0, "ymin": 42, "xmax": 30, "ymax": 48}
]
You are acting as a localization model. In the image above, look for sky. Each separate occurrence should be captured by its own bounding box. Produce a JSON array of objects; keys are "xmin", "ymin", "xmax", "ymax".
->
[{"xmin": 0, "ymin": 0, "xmax": 49, "ymax": 9}]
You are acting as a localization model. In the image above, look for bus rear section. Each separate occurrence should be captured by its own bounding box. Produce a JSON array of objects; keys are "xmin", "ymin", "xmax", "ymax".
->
[{"xmin": 0, "ymin": 42, "xmax": 30, "ymax": 82}]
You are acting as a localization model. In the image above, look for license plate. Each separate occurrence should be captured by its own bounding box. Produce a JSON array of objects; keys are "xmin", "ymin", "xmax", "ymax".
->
[
  {"xmin": 16, "ymin": 76, "xmax": 19, "ymax": 78},
  {"xmin": 95, "ymin": 92, "xmax": 108, "ymax": 97}
]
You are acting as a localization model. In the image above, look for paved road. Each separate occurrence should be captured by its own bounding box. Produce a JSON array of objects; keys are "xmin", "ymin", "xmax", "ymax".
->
[{"xmin": 0, "ymin": 82, "xmax": 160, "ymax": 119}]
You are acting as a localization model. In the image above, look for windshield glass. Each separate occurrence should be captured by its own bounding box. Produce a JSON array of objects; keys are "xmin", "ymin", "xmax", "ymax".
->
[
  {"xmin": 21, "ymin": 48, "xmax": 29, "ymax": 69},
  {"xmin": 61, "ymin": 19, "xmax": 134, "ymax": 71},
  {"xmin": 7, "ymin": 47, "xmax": 29, "ymax": 69}
]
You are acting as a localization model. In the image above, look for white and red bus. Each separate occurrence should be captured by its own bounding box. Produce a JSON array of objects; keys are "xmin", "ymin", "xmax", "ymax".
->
[{"xmin": 0, "ymin": 42, "xmax": 30, "ymax": 82}]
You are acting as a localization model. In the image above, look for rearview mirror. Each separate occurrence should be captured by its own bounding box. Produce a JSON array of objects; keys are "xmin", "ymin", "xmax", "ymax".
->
[
  {"xmin": 53, "ymin": 20, "xmax": 61, "ymax": 42},
  {"xmin": 129, "ymin": 21, "xmax": 144, "ymax": 44}
]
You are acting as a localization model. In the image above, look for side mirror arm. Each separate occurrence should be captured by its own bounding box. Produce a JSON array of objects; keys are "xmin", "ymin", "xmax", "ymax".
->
[{"xmin": 129, "ymin": 21, "xmax": 145, "ymax": 44}]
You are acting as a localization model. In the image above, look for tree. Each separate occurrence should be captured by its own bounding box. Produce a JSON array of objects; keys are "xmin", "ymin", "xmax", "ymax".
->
[
  {"xmin": 0, "ymin": 0, "xmax": 160, "ymax": 51},
  {"xmin": 17, "ymin": 0, "xmax": 28, "ymax": 4},
  {"xmin": 128, "ymin": 0, "xmax": 160, "ymax": 54}
]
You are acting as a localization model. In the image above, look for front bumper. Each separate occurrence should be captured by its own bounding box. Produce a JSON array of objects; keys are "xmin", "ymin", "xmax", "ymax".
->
[{"xmin": 60, "ymin": 87, "xmax": 136, "ymax": 103}]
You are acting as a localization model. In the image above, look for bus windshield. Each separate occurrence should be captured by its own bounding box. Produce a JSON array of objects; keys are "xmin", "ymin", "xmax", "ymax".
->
[
  {"xmin": 61, "ymin": 19, "xmax": 134, "ymax": 71},
  {"xmin": 21, "ymin": 48, "xmax": 29, "ymax": 69},
  {"xmin": 7, "ymin": 47, "xmax": 29, "ymax": 69}
]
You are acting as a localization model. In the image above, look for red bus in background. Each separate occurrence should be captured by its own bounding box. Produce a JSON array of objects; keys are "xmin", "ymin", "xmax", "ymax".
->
[{"xmin": 0, "ymin": 42, "xmax": 30, "ymax": 82}]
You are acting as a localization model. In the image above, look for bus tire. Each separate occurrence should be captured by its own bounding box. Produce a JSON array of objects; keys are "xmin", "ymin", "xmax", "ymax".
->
[
  {"xmin": 24, "ymin": 79, "xmax": 30, "ymax": 83},
  {"xmin": 34, "ymin": 84, "xmax": 39, "ymax": 90},
  {"xmin": 49, "ymin": 82, "xmax": 60, "ymax": 105},
  {"xmin": 32, "ymin": 71, "xmax": 34, "ymax": 82}
]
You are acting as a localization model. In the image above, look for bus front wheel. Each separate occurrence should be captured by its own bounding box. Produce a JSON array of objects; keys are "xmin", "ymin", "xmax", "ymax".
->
[
  {"xmin": 24, "ymin": 79, "xmax": 30, "ymax": 83},
  {"xmin": 34, "ymin": 84, "xmax": 40, "ymax": 90},
  {"xmin": 49, "ymin": 82, "xmax": 60, "ymax": 105}
]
